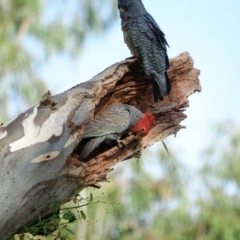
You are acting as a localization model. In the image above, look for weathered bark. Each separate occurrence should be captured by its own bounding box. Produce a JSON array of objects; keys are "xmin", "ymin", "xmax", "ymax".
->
[{"xmin": 0, "ymin": 52, "xmax": 201, "ymax": 239}]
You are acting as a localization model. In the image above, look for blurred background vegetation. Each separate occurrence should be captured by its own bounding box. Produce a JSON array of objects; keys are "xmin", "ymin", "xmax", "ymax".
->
[
  {"xmin": 78, "ymin": 122, "xmax": 240, "ymax": 240},
  {"xmin": 0, "ymin": 0, "xmax": 117, "ymax": 122},
  {"xmin": 1, "ymin": 1, "xmax": 240, "ymax": 240},
  {"xmin": 97, "ymin": 123, "xmax": 240, "ymax": 240}
]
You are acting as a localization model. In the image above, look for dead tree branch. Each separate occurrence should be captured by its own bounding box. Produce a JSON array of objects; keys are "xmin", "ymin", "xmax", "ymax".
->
[{"xmin": 0, "ymin": 52, "xmax": 201, "ymax": 239}]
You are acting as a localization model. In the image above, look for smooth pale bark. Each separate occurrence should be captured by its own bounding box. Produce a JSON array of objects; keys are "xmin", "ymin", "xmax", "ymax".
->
[{"xmin": 0, "ymin": 52, "xmax": 201, "ymax": 239}]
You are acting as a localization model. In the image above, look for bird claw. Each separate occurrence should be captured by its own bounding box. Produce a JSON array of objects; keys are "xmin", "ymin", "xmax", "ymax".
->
[
  {"xmin": 127, "ymin": 131, "xmax": 134, "ymax": 136},
  {"xmin": 134, "ymin": 133, "xmax": 142, "ymax": 140},
  {"xmin": 117, "ymin": 139, "xmax": 127, "ymax": 147}
]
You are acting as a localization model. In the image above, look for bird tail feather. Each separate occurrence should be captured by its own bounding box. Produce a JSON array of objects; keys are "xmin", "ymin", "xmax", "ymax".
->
[
  {"xmin": 80, "ymin": 136, "xmax": 107, "ymax": 160},
  {"xmin": 152, "ymin": 72, "xmax": 171, "ymax": 102},
  {"xmin": 80, "ymin": 133, "xmax": 120, "ymax": 159}
]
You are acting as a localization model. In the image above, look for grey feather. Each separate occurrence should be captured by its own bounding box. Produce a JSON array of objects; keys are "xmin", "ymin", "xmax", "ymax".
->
[
  {"xmin": 80, "ymin": 104, "xmax": 144, "ymax": 159},
  {"xmin": 83, "ymin": 104, "xmax": 142, "ymax": 137},
  {"xmin": 118, "ymin": 0, "xmax": 171, "ymax": 102}
]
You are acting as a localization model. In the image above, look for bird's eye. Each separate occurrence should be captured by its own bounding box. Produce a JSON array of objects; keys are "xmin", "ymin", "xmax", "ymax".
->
[{"xmin": 141, "ymin": 128, "xmax": 145, "ymax": 132}]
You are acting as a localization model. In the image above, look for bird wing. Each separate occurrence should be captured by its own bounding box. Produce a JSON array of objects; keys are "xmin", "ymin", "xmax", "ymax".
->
[
  {"xmin": 129, "ymin": 13, "xmax": 169, "ymax": 73},
  {"xmin": 83, "ymin": 105, "xmax": 131, "ymax": 138},
  {"xmin": 144, "ymin": 13, "xmax": 169, "ymax": 48},
  {"xmin": 144, "ymin": 13, "xmax": 169, "ymax": 69}
]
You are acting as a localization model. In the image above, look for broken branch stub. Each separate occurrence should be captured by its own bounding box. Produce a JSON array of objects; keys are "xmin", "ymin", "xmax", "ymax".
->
[{"xmin": 0, "ymin": 52, "xmax": 201, "ymax": 239}]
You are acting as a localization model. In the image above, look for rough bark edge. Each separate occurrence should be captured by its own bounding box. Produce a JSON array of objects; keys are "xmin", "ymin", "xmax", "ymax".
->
[
  {"xmin": 0, "ymin": 52, "xmax": 201, "ymax": 238},
  {"xmin": 73, "ymin": 52, "xmax": 201, "ymax": 187}
]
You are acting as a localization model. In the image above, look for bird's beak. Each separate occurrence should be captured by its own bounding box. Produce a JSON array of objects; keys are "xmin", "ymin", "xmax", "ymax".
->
[{"xmin": 135, "ymin": 133, "xmax": 142, "ymax": 140}]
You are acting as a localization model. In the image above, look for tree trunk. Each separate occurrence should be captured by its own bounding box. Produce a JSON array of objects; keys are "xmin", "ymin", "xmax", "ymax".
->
[{"xmin": 0, "ymin": 52, "xmax": 201, "ymax": 239}]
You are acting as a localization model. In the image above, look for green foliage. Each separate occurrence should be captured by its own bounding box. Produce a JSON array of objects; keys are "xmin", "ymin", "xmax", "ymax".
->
[
  {"xmin": 201, "ymin": 122, "xmax": 240, "ymax": 188},
  {"xmin": 13, "ymin": 192, "xmax": 120, "ymax": 240},
  {"xmin": 162, "ymin": 140, "xmax": 169, "ymax": 154}
]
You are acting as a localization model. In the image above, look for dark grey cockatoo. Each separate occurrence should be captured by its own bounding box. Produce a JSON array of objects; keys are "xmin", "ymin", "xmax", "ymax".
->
[
  {"xmin": 118, "ymin": 0, "xmax": 171, "ymax": 102},
  {"xmin": 80, "ymin": 104, "xmax": 155, "ymax": 159}
]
